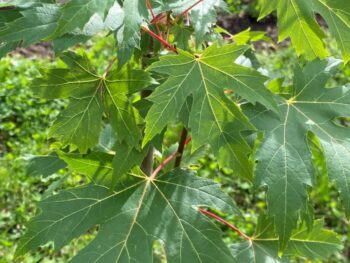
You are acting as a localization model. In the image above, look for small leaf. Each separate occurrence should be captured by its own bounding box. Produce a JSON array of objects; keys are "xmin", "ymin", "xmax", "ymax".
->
[
  {"xmin": 26, "ymin": 153, "xmax": 67, "ymax": 177},
  {"xmin": 231, "ymin": 216, "xmax": 342, "ymax": 262},
  {"xmin": 59, "ymin": 151, "xmax": 113, "ymax": 186}
]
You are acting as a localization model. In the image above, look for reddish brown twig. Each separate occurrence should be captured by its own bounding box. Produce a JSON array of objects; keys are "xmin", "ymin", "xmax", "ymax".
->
[
  {"xmin": 174, "ymin": 128, "xmax": 188, "ymax": 168},
  {"xmin": 185, "ymin": 136, "xmax": 192, "ymax": 146},
  {"xmin": 150, "ymin": 13, "xmax": 168, "ymax": 25},
  {"xmin": 199, "ymin": 208, "xmax": 252, "ymax": 240},
  {"xmin": 150, "ymin": 152, "xmax": 180, "ymax": 180},
  {"xmin": 142, "ymin": 26, "xmax": 178, "ymax": 54}
]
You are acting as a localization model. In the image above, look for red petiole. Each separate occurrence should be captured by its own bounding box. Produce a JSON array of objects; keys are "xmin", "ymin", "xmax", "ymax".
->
[
  {"xmin": 175, "ymin": 0, "xmax": 204, "ymax": 21},
  {"xmin": 199, "ymin": 208, "xmax": 252, "ymax": 241},
  {"xmin": 145, "ymin": 0, "xmax": 204, "ymax": 52},
  {"xmin": 141, "ymin": 26, "xmax": 178, "ymax": 54},
  {"xmin": 146, "ymin": 0, "xmax": 162, "ymax": 36},
  {"xmin": 150, "ymin": 152, "xmax": 180, "ymax": 180}
]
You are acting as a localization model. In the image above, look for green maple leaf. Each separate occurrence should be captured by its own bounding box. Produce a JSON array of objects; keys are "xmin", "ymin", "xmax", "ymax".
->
[
  {"xmin": 0, "ymin": 4, "xmax": 60, "ymax": 46},
  {"xmin": 32, "ymin": 51, "xmax": 153, "ymax": 153},
  {"xmin": 53, "ymin": 0, "xmax": 115, "ymax": 37},
  {"xmin": 17, "ymin": 169, "xmax": 239, "ymax": 263},
  {"xmin": 244, "ymin": 58, "xmax": 350, "ymax": 249},
  {"xmin": 231, "ymin": 216, "xmax": 342, "ymax": 262},
  {"xmin": 259, "ymin": 0, "xmax": 350, "ymax": 63},
  {"xmin": 144, "ymin": 43, "xmax": 277, "ymax": 179}
]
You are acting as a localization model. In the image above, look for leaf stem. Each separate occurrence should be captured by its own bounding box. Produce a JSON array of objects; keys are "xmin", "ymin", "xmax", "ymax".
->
[
  {"xmin": 175, "ymin": 0, "xmax": 203, "ymax": 21},
  {"xmin": 198, "ymin": 208, "xmax": 252, "ymax": 241},
  {"xmin": 102, "ymin": 57, "xmax": 117, "ymax": 78},
  {"xmin": 142, "ymin": 26, "xmax": 178, "ymax": 54},
  {"xmin": 146, "ymin": 0, "xmax": 162, "ymax": 36},
  {"xmin": 174, "ymin": 128, "xmax": 188, "ymax": 168},
  {"xmin": 150, "ymin": 152, "xmax": 180, "ymax": 180}
]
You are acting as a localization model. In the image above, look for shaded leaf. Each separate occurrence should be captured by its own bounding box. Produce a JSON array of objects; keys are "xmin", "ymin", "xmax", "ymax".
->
[
  {"xmin": 32, "ymin": 51, "xmax": 153, "ymax": 152},
  {"xmin": 26, "ymin": 153, "xmax": 67, "ymax": 177}
]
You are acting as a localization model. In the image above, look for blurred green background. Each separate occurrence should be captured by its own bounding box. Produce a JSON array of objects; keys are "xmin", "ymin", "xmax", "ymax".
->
[{"xmin": 1, "ymin": 1, "xmax": 350, "ymax": 262}]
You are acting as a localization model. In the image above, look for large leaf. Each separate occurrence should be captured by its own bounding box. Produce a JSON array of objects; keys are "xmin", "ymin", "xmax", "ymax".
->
[
  {"xmin": 144, "ymin": 43, "xmax": 277, "ymax": 179},
  {"xmin": 259, "ymin": 0, "xmax": 350, "ymax": 63},
  {"xmin": 17, "ymin": 169, "xmax": 239, "ymax": 263},
  {"xmin": 32, "ymin": 51, "xmax": 153, "ymax": 153},
  {"xmin": 231, "ymin": 216, "xmax": 342, "ymax": 262},
  {"xmin": 244, "ymin": 58, "xmax": 350, "ymax": 249}
]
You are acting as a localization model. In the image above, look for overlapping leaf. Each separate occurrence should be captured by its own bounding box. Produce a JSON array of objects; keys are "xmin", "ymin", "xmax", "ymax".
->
[
  {"xmin": 26, "ymin": 153, "xmax": 67, "ymax": 177},
  {"xmin": 53, "ymin": 2, "xmax": 124, "ymax": 53},
  {"xmin": 0, "ymin": 1, "xmax": 121, "ymax": 55},
  {"xmin": 144, "ymin": 43, "xmax": 277, "ymax": 179},
  {"xmin": 0, "ymin": 4, "xmax": 60, "ymax": 48},
  {"xmin": 17, "ymin": 169, "xmax": 239, "ymax": 263},
  {"xmin": 60, "ymin": 151, "xmax": 116, "ymax": 187},
  {"xmin": 259, "ymin": 0, "xmax": 350, "ymax": 62},
  {"xmin": 52, "ymin": 0, "xmax": 115, "ymax": 37},
  {"xmin": 244, "ymin": 58, "xmax": 350, "ymax": 249},
  {"xmin": 32, "ymin": 52, "xmax": 153, "ymax": 153},
  {"xmin": 231, "ymin": 216, "xmax": 342, "ymax": 262},
  {"xmin": 0, "ymin": 0, "xmax": 227, "ymax": 60}
]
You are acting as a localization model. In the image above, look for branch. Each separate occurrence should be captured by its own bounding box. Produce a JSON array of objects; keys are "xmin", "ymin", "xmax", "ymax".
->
[
  {"xmin": 174, "ymin": 128, "xmax": 188, "ymax": 168},
  {"xmin": 198, "ymin": 208, "xmax": 252, "ymax": 241}
]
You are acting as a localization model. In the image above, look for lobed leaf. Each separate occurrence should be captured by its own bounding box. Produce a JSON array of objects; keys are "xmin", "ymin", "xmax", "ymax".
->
[
  {"xmin": 231, "ymin": 216, "xmax": 342, "ymax": 262},
  {"xmin": 17, "ymin": 169, "xmax": 240, "ymax": 263},
  {"xmin": 144, "ymin": 43, "xmax": 277, "ymax": 179},
  {"xmin": 32, "ymin": 52, "xmax": 153, "ymax": 153},
  {"xmin": 245, "ymin": 58, "xmax": 350, "ymax": 249}
]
